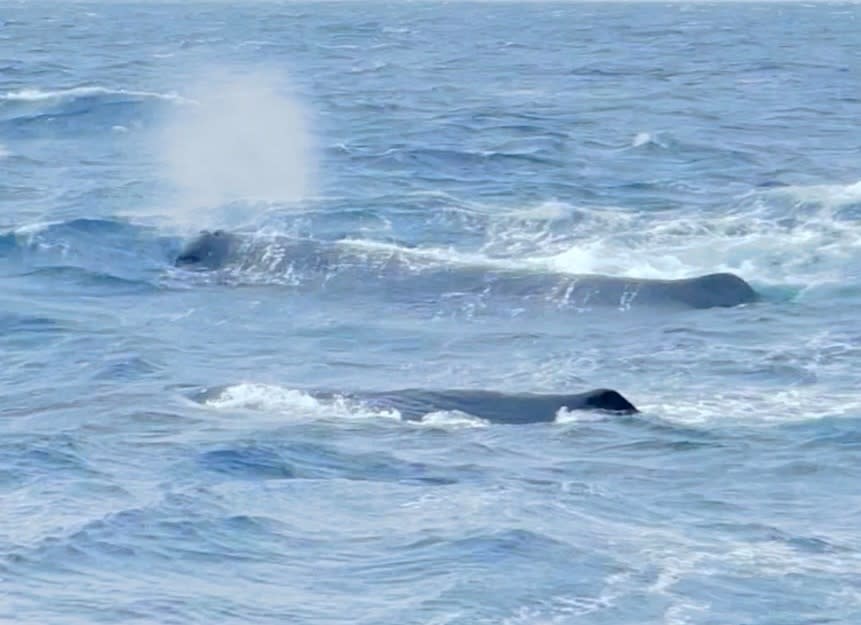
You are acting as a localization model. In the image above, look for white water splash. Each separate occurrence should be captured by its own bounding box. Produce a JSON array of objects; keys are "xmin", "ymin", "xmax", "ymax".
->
[
  {"xmin": 203, "ymin": 383, "xmax": 322, "ymax": 412},
  {"xmin": 416, "ymin": 410, "xmax": 490, "ymax": 429},
  {"xmin": 640, "ymin": 385, "xmax": 861, "ymax": 426},
  {"xmin": 203, "ymin": 383, "xmax": 401, "ymax": 422},
  {"xmin": 340, "ymin": 184, "xmax": 861, "ymax": 289},
  {"xmin": 760, "ymin": 179, "xmax": 861, "ymax": 210},
  {"xmin": 632, "ymin": 132, "xmax": 652, "ymax": 147},
  {"xmin": 478, "ymin": 186, "xmax": 861, "ymax": 287}
]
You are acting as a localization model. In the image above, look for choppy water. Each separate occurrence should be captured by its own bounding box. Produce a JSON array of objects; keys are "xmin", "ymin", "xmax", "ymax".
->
[{"xmin": 2, "ymin": 2, "xmax": 861, "ymax": 623}]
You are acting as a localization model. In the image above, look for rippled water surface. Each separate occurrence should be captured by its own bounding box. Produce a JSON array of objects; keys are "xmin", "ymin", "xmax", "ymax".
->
[{"xmin": 2, "ymin": 2, "xmax": 861, "ymax": 623}]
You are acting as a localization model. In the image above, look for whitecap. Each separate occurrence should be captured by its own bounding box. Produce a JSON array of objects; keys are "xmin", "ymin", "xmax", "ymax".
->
[
  {"xmin": 760, "ymin": 179, "xmax": 861, "ymax": 209},
  {"xmin": 632, "ymin": 132, "xmax": 652, "ymax": 147},
  {"xmin": 416, "ymin": 410, "xmax": 489, "ymax": 429},
  {"xmin": 202, "ymin": 383, "xmax": 402, "ymax": 423},
  {"xmin": 203, "ymin": 383, "xmax": 321, "ymax": 412},
  {"xmin": 0, "ymin": 86, "xmax": 190, "ymax": 104}
]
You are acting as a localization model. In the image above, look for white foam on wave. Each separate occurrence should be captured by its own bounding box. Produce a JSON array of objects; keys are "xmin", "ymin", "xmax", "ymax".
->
[
  {"xmin": 555, "ymin": 407, "xmax": 610, "ymax": 424},
  {"xmin": 760, "ymin": 179, "xmax": 861, "ymax": 209},
  {"xmin": 0, "ymin": 144, "xmax": 9, "ymax": 159},
  {"xmin": 202, "ymin": 383, "xmax": 401, "ymax": 422},
  {"xmin": 714, "ymin": 539, "xmax": 854, "ymax": 578},
  {"xmin": 0, "ymin": 86, "xmax": 188, "ymax": 104},
  {"xmin": 484, "ymin": 189, "xmax": 861, "ymax": 287},
  {"xmin": 638, "ymin": 384, "xmax": 861, "ymax": 426},
  {"xmin": 649, "ymin": 535, "xmax": 861, "ymax": 615},
  {"xmin": 632, "ymin": 132, "xmax": 652, "ymax": 147},
  {"xmin": 203, "ymin": 383, "xmax": 322, "ymax": 412},
  {"xmin": 415, "ymin": 410, "xmax": 489, "ymax": 429},
  {"xmin": 11, "ymin": 220, "xmax": 63, "ymax": 236},
  {"xmin": 339, "ymin": 185, "xmax": 859, "ymax": 288}
]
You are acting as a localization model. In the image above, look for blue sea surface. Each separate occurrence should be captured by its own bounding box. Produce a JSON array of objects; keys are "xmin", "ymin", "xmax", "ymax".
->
[{"xmin": 2, "ymin": 1, "xmax": 861, "ymax": 623}]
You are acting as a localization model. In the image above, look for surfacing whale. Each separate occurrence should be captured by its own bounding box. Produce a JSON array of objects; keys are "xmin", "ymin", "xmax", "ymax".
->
[
  {"xmin": 175, "ymin": 229, "xmax": 239, "ymax": 270},
  {"xmin": 174, "ymin": 230, "xmax": 758, "ymax": 309},
  {"xmin": 349, "ymin": 388, "xmax": 638, "ymax": 423},
  {"xmin": 194, "ymin": 386, "xmax": 638, "ymax": 423}
]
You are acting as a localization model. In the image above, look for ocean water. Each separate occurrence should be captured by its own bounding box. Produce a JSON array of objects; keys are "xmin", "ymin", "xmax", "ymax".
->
[{"xmin": 2, "ymin": 1, "xmax": 861, "ymax": 622}]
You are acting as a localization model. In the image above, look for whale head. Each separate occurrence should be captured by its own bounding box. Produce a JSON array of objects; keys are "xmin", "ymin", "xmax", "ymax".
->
[
  {"xmin": 576, "ymin": 389, "xmax": 639, "ymax": 413},
  {"xmin": 175, "ymin": 230, "xmax": 239, "ymax": 270},
  {"xmin": 678, "ymin": 272, "xmax": 759, "ymax": 308}
]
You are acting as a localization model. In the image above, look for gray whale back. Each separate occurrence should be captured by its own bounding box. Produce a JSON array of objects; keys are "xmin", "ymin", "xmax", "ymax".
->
[
  {"xmin": 615, "ymin": 272, "xmax": 758, "ymax": 308},
  {"xmin": 353, "ymin": 388, "xmax": 638, "ymax": 423},
  {"xmin": 173, "ymin": 231, "xmax": 758, "ymax": 309},
  {"xmin": 192, "ymin": 386, "xmax": 639, "ymax": 424}
]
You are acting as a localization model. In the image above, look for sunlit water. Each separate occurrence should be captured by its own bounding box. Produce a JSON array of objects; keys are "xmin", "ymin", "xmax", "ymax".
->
[{"xmin": 2, "ymin": 2, "xmax": 861, "ymax": 623}]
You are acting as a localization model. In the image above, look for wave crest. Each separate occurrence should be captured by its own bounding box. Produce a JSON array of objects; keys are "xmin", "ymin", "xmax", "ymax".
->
[{"xmin": 0, "ymin": 86, "xmax": 188, "ymax": 104}]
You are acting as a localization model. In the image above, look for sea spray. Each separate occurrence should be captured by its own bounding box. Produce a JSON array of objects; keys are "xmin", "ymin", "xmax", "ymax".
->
[{"xmin": 152, "ymin": 66, "xmax": 316, "ymax": 231}]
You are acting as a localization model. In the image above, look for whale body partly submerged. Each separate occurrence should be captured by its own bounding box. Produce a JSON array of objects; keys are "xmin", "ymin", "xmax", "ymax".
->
[
  {"xmin": 346, "ymin": 388, "xmax": 639, "ymax": 423},
  {"xmin": 174, "ymin": 230, "xmax": 759, "ymax": 309},
  {"xmin": 195, "ymin": 386, "xmax": 639, "ymax": 423}
]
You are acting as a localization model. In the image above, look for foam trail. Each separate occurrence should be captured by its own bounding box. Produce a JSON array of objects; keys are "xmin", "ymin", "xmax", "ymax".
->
[
  {"xmin": 492, "ymin": 195, "xmax": 861, "ymax": 287},
  {"xmin": 151, "ymin": 67, "xmax": 316, "ymax": 230},
  {"xmin": 204, "ymin": 383, "xmax": 322, "ymax": 412},
  {"xmin": 0, "ymin": 144, "xmax": 9, "ymax": 159}
]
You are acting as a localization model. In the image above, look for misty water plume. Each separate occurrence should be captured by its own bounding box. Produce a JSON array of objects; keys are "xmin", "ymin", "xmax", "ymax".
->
[{"xmin": 152, "ymin": 66, "xmax": 316, "ymax": 231}]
